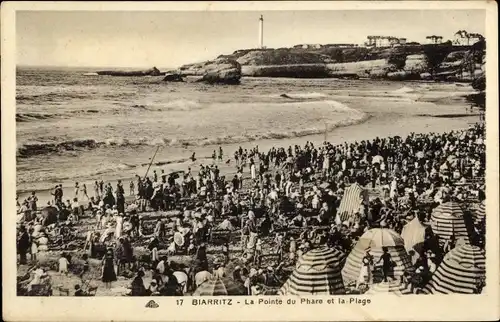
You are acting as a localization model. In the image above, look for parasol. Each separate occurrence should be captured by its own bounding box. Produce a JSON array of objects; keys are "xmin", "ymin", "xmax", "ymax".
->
[
  {"xmin": 372, "ymin": 155, "xmax": 384, "ymax": 165},
  {"xmin": 193, "ymin": 277, "xmax": 246, "ymax": 296},
  {"xmin": 174, "ymin": 232, "xmax": 185, "ymax": 247}
]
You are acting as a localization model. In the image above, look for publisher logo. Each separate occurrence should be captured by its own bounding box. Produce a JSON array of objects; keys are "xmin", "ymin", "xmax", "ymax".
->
[{"xmin": 145, "ymin": 300, "xmax": 159, "ymax": 308}]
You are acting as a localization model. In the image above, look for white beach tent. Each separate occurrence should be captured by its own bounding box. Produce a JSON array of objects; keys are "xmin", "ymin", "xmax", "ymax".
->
[
  {"xmin": 338, "ymin": 183, "xmax": 369, "ymax": 222},
  {"xmin": 401, "ymin": 217, "xmax": 427, "ymax": 252}
]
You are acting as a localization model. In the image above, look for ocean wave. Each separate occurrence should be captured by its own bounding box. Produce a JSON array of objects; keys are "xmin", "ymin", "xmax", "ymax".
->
[
  {"xmin": 16, "ymin": 90, "xmax": 137, "ymax": 104},
  {"xmin": 128, "ymin": 99, "xmax": 203, "ymax": 112},
  {"xmin": 392, "ymin": 86, "xmax": 416, "ymax": 94},
  {"xmin": 17, "ymin": 108, "xmax": 369, "ymax": 158},
  {"xmin": 16, "ymin": 109, "xmax": 101, "ymax": 122},
  {"xmin": 279, "ymin": 92, "xmax": 329, "ymax": 99},
  {"xmin": 156, "ymin": 99, "xmax": 203, "ymax": 111},
  {"xmin": 16, "ymin": 92, "xmax": 91, "ymax": 103},
  {"xmin": 17, "ymin": 139, "xmax": 102, "ymax": 158},
  {"xmin": 16, "ymin": 113, "xmax": 59, "ymax": 122}
]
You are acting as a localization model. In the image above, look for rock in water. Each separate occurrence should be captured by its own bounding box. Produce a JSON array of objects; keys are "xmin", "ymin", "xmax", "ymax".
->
[
  {"xmin": 200, "ymin": 58, "xmax": 241, "ymax": 85},
  {"xmin": 96, "ymin": 67, "xmax": 161, "ymax": 76},
  {"xmin": 420, "ymin": 72, "xmax": 432, "ymax": 80},
  {"xmin": 163, "ymin": 73, "xmax": 184, "ymax": 82}
]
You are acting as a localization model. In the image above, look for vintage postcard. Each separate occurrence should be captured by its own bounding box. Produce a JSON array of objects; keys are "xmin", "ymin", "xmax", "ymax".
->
[{"xmin": 2, "ymin": 1, "xmax": 499, "ymax": 321}]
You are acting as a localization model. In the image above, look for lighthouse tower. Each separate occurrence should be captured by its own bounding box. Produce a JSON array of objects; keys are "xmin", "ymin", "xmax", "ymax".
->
[{"xmin": 259, "ymin": 15, "xmax": 264, "ymax": 49}]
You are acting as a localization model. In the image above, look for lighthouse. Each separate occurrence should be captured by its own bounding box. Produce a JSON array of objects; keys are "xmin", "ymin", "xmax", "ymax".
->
[{"xmin": 259, "ymin": 15, "xmax": 264, "ymax": 49}]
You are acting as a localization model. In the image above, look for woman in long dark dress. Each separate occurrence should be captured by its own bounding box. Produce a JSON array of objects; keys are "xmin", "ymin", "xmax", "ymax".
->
[{"xmin": 101, "ymin": 248, "xmax": 117, "ymax": 288}]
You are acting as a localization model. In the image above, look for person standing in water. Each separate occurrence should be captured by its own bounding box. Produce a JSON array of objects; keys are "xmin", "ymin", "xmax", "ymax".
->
[
  {"xmin": 71, "ymin": 198, "xmax": 80, "ymax": 222},
  {"xmin": 74, "ymin": 182, "xmax": 80, "ymax": 199},
  {"xmin": 129, "ymin": 180, "xmax": 135, "ymax": 196},
  {"xmin": 99, "ymin": 180, "xmax": 104, "ymax": 196},
  {"xmin": 82, "ymin": 184, "xmax": 89, "ymax": 201},
  {"xmin": 218, "ymin": 147, "xmax": 223, "ymax": 161},
  {"xmin": 28, "ymin": 192, "xmax": 38, "ymax": 212},
  {"xmin": 93, "ymin": 181, "xmax": 100, "ymax": 199}
]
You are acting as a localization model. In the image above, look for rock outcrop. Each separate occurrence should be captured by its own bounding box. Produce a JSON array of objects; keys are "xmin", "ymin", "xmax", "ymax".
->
[
  {"xmin": 96, "ymin": 67, "xmax": 161, "ymax": 76},
  {"xmin": 180, "ymin": 58, "xmax": 241, "ymax": 84},
  {"xmin": 201, "ymin": 58, "xmax": 241, "ymax": 84},
  {"xmin": 163, "ymin": 72, "xmax": 184, "ymax": 82}
]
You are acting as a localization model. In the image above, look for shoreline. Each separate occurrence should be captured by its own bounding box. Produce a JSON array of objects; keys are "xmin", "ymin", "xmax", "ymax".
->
[{"xmin": 17, "ymin": 112, "xmax": 479, "ymax": 205}]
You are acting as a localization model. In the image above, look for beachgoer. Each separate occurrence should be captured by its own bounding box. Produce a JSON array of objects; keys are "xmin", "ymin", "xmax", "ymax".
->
[
  {"xmin": 74, "ymin": 285, "xmax": 85, "ymax": 296},
  {"xmin": 101, "ymin": 248, "xmax": 117, "ymax": 288},
  {"xmin": 74, "ymin": 182, "xmax": 80, "ymax": 199},
  {"xmin": 356, "ymin": 249, "xmax": 374, "ymax": 289},
  {"xmin": 17, "ymin": 226, "xmax": 30, "ymax": 264},
  {"xmin": 58, "ymin": 254, "xmax": 70, "ymax": 275},
  {"xmin": 377, "ymin": 247, "xmax": 393, "ymax": 282},
  {"xmin": 130, "ymin": 270, "xmax": 147, "ymax": 296},
  {"xmin": 129, "ymin": 181, "xmax": 135, "ymax": 196},
  {"xmin": 82, "ymin": 184, "xmax": 89, "ymax": 201}
]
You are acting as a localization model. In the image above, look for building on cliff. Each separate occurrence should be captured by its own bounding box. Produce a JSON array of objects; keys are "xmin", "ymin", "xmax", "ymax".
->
[
  {"xmin": 453, "ymin": 31, "xmax": 484, "ymax": 46},
  {"xmin": 426, "ymin": 35, "xmax": 444, "ymax": 44},
  {"xmin": 365, "ymin": 36, "xmax": 406, "ymax": 48}
]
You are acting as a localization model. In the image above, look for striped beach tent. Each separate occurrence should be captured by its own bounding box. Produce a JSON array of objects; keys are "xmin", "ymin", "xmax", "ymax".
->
[
  {"xmin": 365, "ymin": 279, "xmax": 414, "ymax": 295},
  {"xmin": 401, "ymin": 217, "xmax": 427, "ymax": 252},
  {"xmin": 472, "ymin": 201, "xmax": 485, "ymax": 227},
  {"xmin": 338, "ymin": 183, "xmax": 368, "ymax": 222},
  {"xmin": 424, "ymin": 244, "xmax": 485, "ymax": 294},
  {"xmin": 192, "ymin": 277, "xmax": 246, "ymax": 296},
  {"xmin": 342, "ymin": 228, "xmax": 412, "ymax": 285},
  {"xmin": 279, "ymin": 247, "xmax": 345, "ymax": 295},
  {"xmin": 430, "ymin": 202, "xmax": 469, "ymax": 243}
]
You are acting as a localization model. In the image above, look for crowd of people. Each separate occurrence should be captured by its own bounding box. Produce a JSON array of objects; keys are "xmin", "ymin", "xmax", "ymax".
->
[{"xmin": 17, "ymin": 122, "xmax": 486, "ymax": 296}]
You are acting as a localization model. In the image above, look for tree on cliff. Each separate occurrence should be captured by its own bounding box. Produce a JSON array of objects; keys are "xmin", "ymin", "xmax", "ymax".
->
[
  {"xmin": 387, "ymin": 51, "xmax": 407, "ymax": 70},
  {"xmin": 423, "ymin": 42, "xmax": 453, "ymax": 76}
]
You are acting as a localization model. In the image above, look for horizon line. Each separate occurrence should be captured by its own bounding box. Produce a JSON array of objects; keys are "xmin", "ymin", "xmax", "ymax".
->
[{"xmin": 16, "ymin": 64, "xmax": 177, "ymax": 70}]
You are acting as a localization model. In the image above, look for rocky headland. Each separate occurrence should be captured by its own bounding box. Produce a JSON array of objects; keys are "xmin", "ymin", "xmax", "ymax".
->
[{"xmin": 177, "ymin": 39, "xmax": 485, "ymax": 83}]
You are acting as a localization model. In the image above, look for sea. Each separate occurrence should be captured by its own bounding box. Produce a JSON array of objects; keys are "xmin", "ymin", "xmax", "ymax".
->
[{"xmin": 16, "ymin": 66, "xmax": 479, "ymax": 195}]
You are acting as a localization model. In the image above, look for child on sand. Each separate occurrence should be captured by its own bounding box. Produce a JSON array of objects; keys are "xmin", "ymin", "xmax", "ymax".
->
[{"xmin": 58, "ymin": 254, "xmax": 70, "ymax": 275}]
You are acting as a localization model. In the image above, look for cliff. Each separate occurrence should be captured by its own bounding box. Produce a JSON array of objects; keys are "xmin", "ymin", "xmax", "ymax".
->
[{"xmin": 179, "ymin": 41, "xmax": 485, "ymax": 82}]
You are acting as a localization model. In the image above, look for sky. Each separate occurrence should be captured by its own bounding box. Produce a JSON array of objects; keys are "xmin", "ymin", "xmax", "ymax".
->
[{"xmin": 16, "ymin": 10, "xmax": 485, "ymax": 68}]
